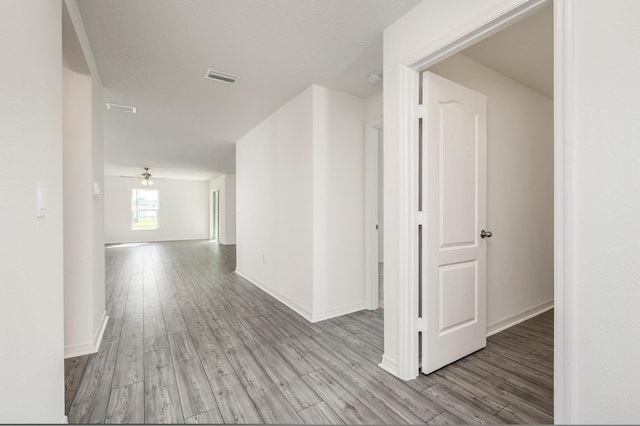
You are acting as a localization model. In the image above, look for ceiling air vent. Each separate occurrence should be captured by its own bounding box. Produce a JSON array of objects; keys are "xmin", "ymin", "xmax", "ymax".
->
[
  {"xmin": 106, "ymin": 103, "xmax": 136, "ymax": 113},
  {"xmin": 205, "ymin": 68, "xmax": 239, "ymax": 84}
]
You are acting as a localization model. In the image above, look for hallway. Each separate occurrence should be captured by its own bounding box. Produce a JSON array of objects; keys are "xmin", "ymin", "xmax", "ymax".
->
[{"xmin": 67, "ymin": 240, "xmax": 552, "ymax": 424}]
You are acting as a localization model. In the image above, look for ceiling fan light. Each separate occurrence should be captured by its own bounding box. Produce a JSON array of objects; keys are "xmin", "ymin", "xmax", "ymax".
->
[{"xmin": 139, "ymin": 168, "xmax": 154, "ymax": 185}]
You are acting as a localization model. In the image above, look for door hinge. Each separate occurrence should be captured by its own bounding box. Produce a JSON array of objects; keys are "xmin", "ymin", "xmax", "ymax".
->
[
  {"xmin": 416, "ymin": 211, "xmax": 426, "ymax": 226},
  {"xmin": 417, "ymin": 104, "xmax": 424, "ymax": 119},
  {"xmin": 417, "ymin": 317, "xmax": 426, "ymax": 332}
]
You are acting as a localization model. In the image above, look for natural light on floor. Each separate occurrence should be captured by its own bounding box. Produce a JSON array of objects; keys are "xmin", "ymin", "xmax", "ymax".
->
[{"xmin": 105, "ymin": 243, "xmax": 148, "ymax": 249}]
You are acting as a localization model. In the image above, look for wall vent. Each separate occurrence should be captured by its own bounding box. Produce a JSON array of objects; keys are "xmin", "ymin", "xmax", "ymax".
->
[
  {"xmin": 205, "ymin": 68, "xmax": 239, "ymax": 84},
  {"xmin": 106, "ymin": 103, "xmax": 136, "ymax": 113}
]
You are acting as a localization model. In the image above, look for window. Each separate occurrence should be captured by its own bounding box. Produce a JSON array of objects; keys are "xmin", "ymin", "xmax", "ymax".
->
[{"xmin": 132, "ymin": 189, "xmax": 159, "ymax": 230}]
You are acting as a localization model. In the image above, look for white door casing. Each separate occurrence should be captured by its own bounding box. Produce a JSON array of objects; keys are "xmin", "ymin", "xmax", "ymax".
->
[
  {"xmin": 365, "ymin": 117, "xmax": 383, "ymax": 310},
  {"xmin": 421, "ymin": 71, "xmax": 488, "ymax": 374},
  {"xmin": 211, "ymin": 190, "xmax": 220, "ymax": 241}
]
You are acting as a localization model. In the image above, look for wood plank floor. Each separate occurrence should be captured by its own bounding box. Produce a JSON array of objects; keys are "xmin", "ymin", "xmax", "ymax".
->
[{"xmin": 67, "ymin": 240, "xmax": 553, "ymax": 424}]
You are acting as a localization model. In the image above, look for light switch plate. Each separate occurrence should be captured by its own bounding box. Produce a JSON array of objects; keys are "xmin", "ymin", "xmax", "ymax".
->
[{"xmin": 93, "ymin": 182, "xmax": 100, "ymax": 196}]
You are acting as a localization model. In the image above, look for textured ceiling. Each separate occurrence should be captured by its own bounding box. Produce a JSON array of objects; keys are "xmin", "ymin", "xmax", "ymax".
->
[
  {"xmin": 463, "ymin": 5, "xmax": 553, "ymax": 99},
  {"xmin": 76, "ymin": 0, "xmax": 421, "ymax": 180}
]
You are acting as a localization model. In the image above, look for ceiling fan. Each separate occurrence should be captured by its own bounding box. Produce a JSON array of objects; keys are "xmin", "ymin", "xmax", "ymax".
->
[
  {"xmin": 120, "ymin": 167, "xmax": 168, "ymax": 185},
  {"xmin": 140, "ymin": 167, "xmax": 154, "ymax": 185}
]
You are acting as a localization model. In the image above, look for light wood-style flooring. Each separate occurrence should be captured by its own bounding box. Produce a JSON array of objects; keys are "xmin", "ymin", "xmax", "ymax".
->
[{"xmin": 67, "ymin": 240, "xmax": 553, "ymax": 424}]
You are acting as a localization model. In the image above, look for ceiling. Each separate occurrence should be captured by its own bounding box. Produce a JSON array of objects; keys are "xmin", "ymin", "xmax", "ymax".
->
[
  {"xmin": 462, "ymin": 5, "xmax": 553, "ymax": 99},
  {"xmin": 77, "ymin": 0, "xmax": 421, "ymax": 181}
]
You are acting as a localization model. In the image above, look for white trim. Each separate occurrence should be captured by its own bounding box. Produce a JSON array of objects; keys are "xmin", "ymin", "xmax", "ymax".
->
[
  {"xmin": 104, "ymin": 237, "xmax": 208, "ymax": 245},
  {"xmin": 210, "ymin": 189, "xmax": 220, "ymax": 241},
  {"xmin": 364, "ymin": 117, "xmax": 383, "ymax": 310},
  {"xmin": 487, "ymin": 300, "xmax": 554, "ymax": 337},
  {"xmin": 395, "ymin": 64, "xmax": 421, "ymax": 381},
  {"xmin": 93, "ymin": 311, "xmax": 108, "ymax": 351},
  {"xmin": 209, "ymin": 189, "xmax": 220, "ymax": 242},
  {"xmin": 235, "ymin": 269, "xmax": 366, "ymax": 323},
  {"xmin": 65, "ymin": 340, "xmax": 95, "ymax": 359},
  {"xmin": 235, "ymin": 269, "xmax": 313, "ymax": 322},
  {"xmin": 553, "ymin": 0, "xmax": 574, "ymax": 422},
  {"xmin": 392, "ymin": 0, "xmax": 560, "ymax": 386},
  {"xmin": 378, "ymin": 354, "xmax": 399, "ymax": 376},
  {"xmin": 62, "ymin": 415, "xmax": 68, "ymax": 424},
  {"xmin": 64, "ymin": 311, "xmax": 108, "ymax": 359},
  {"xmin": 406, "ymin": 0, "xmax": 550, "ymax": 70},
  {"xmin": 311, "ymin": 301, "xmax": 368, "ymax": 323}
]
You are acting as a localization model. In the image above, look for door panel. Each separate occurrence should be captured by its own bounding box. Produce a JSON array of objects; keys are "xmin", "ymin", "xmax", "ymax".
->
[
  {"xmin": 439, "ymin": 261, "xmax": 477, "ymax": 334},
  {"xmin": 440, "ymin": 102, "xmax": 478, "ymax": 248},
  {"xmin": 421, "ymin": 71, "xmax": 487, "ymax": 374}
]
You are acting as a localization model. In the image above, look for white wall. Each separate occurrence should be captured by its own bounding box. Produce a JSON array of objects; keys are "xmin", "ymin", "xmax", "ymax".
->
[
  {"xmin": 63, "ymin": 52, "xmax": 95, "ymax": 356},
  {"xmin": 85, "ymin": 0, "xmax": 106, "ymax": 356},
  {"xmin": 62, "ymin": 0, "xmax": 107, "ymax": 359},
  {"xmin": 236, "ymin": 85, "xmax": 367, "ymax": 321},
  {"xmin": 224, "ymin": 174, "xmax": 236, "ymax": 244},
  {"xmin": 104, "ymin": 177, "xmax": 209, "ymax": 243},
  {"xmin": 0, "ymin": 2, "xmax": 64, "ymax": 422},
  {"xmin": 236, "ymin": 86, "xmax": 315, "ymax": 317},
  {"xmin": 208, "ymin": 173, "xmax": 236, "ymax": 245},
  {"xmin": 312, "ymin": 86, "xmax": 366, "ymax": 320},
  {"xmin": 429, "ymin": 53, "xmax": 554, "ymax": 332},
  {"xmin": 569, "ymin": 1, "xmax": 640, "ymax": 423},
  {"xmin": 365, "ymin": 90, "xmax": 383, "ymax": 122}
]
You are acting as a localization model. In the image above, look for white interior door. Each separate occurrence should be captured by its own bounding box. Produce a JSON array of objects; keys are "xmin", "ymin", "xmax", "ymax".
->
[{"xmin": 421, "ymin": 71, "xmax": 488, "ymax": 374}]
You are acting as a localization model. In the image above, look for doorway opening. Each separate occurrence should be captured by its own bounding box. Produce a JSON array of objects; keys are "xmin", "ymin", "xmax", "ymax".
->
[
  {"xmin": 365, "ymin": 117, "xmax": 384, "ymax": 310},
  {"xmin": 211, "ymin": 190, "xmax": 220, "ymax": 241},
  {"xmin": 377, "ymin": 126, "xmax": 384, "ymax": 309},
  {"xmin": 417, "ymin": 3, "xmax": 554, "ymax": 380}
]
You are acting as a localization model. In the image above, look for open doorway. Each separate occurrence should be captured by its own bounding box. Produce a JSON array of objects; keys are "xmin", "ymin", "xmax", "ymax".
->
[
  {"xmin": 377, "ymin": 126, "xmax": 384, "ymax": 309},
  {"xmin": 365, "ymin": 117, "xmax": 384, "ymax": 310},
  {"xmin": 383, "ymin": 0, "xmax": 571, "ymax": 419},
  {"xmin": 418, "ymin": 3, "xmax": 554, "ymax": 379},
  {"xmin": 210, "ymin": 190, "xmax": 220, "ymax": 241}
]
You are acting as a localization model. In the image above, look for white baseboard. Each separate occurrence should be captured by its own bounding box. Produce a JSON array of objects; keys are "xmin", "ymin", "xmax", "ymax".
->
[
  {"xmin": 93, "ymin": 311, "xmax": 109, "ymax": 350},
  {"xmin": 64, "ymin": 341, "xmax": 95, "ymax": 359},
  {"xmin": 378, "ymin": 354, "xmax": 399, "ymax": 376},
  {"xmin": 105, "ymin": 236, "xmax": 208, "ymax": 245},
  {"xmin": 235, "ymin": 270, "xmax": 368, "ymax": 323},
  {"xmin": 311, "ymin": 301, "xmax": 368, "ymax": 323},
  {"xmin": 64, "ymin": 312, "xmax": 109, "ymax": 359},
  {"xmin": 486, "ymin": 299, "xmax": 554, "ymax": 337},
  {"xmin": 235, "ymin": 269, "xmax": 313, "ymax": 322}
]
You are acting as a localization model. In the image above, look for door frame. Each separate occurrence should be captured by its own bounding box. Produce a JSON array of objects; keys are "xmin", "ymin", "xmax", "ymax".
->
[
  {"xmin": 389, "ymin": 0, "xmax": 574, "ymax": 421},
  {"xmin": 365, "ymin": 116, "xmax": 383, "ymax": 310},
  {"xmin": 210, "ymin": 189, "xmax": 220, "ymax": 241}
]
